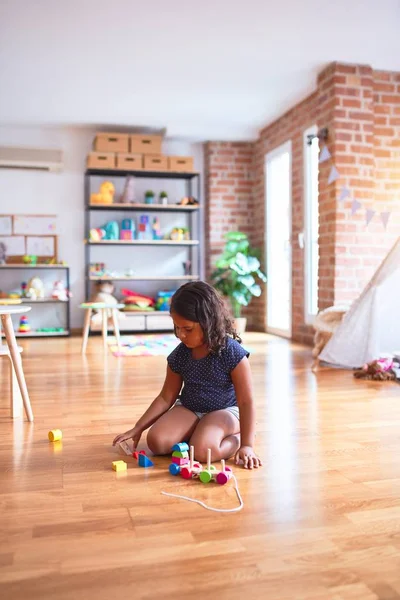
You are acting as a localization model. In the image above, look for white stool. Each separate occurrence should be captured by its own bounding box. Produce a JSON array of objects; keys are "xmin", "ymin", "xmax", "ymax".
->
[
  {"xmin": 0, "ymin": 306, "xmax": 34, "ymax": 421},
  {"xmin": 80, "ymin": 302, "xmax": 123, "ymax": 354}
]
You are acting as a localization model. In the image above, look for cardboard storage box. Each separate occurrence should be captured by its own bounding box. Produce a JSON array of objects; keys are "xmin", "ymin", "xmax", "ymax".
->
[
  {"xmin": 94, "ymin": 133, "xmax": 129, "ymax": 153},
  {"xmin": 168, "ymin": 156, "xmax": 194, "ymax": 172},
  {"xmin": 143, "ymin": 155, "xmax": 168, "ymax": 171},
  {"xmin": 130, "ymin": 134, "xmax": 162, "ymax": 155},
  {"xmin": 116, "ymin": 153, "xmax": 143, "ymax": 170},
  {"xmin": 87, "ymin": 152, "xmax": 116, "ymax": 170}
]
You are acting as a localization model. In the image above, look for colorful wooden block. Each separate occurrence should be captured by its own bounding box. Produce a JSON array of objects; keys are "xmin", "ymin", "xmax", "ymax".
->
[
  {"xmin": 138, "ymin": 454, "xmax": 154, "ymax": 468},
  {"xmin": 112, "ymin": 460, "xmax": 127, "ymax": 472},
  {"xmin": 172, "ymin": 450, "xmax": 189, "ymax": 459},
  {"xmin": 172, "ymin": 442, "xmax": 189, "ymax": 453},
  {"xmin": 48, "ymin": 429, "xmax": 62, "ymax": 442},
  {"xmin": 169, "ymin": 463, "xmax": 181, "ymax": 476},
  {"xmin": 171, "ymin": 456, "xmax": 189, "ymax": 465}
]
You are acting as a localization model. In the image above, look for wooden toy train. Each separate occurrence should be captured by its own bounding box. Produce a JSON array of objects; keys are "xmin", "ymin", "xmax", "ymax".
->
[{"xmin": 169, "ymin": 443, "xmax": 232, "ymax": 485}]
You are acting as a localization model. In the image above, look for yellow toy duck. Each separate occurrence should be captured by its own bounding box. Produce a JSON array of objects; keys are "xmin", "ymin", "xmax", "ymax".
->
[{"xmin": 90, "ymin": 181, "xmax": 115, "ymax": 205}]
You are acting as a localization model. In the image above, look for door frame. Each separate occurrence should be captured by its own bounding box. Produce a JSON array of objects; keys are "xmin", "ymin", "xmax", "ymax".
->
[{"xmin": 265, "ymin": 140, "xmax": 293, "ymax": 338}]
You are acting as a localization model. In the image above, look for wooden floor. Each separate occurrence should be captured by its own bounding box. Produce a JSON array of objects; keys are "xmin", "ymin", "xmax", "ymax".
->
[{"xmin": 1, "ymin": 333, "xmax": 400, "ymax": 599}]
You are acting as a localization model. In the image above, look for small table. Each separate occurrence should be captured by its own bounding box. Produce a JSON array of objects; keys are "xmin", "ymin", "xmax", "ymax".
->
[
  {"xmin": 80, "ymin": 303, "xmax": 124, "ymax": 354},
  {"xmin": 0, "ymin": 306, "xmax": 34, "ymax": 422}
]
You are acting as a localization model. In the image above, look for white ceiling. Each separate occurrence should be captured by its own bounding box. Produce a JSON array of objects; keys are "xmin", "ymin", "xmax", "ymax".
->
[{"xmin": 1, "ymin": 0, "xmax": 399, "ymax": 140}]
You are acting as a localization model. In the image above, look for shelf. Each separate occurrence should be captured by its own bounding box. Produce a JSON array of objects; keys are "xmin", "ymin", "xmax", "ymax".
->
[
  {"xmin": 15, "ymin": 330, "xmax": 70, "ymax": 338},
  {"xmin": 0, "ymin": 264, "xmax": 68, "ymax": 269},
  {"xmin": 19, "ymin": 298, "xmax": 69, "ymax": 304},
  {"xmin": 87, "ymin": 240, "xmax": 199, "ymax": 246},
  {"xmin": 121, "ymin": 311, "xmax": 171, "ymax": 317},
  {"xmin": 88, "ymin": 202, "xmax": 199, "ymax": 212},
  {"xmin": 86, "ymin": 169, "xmax": 199, "ymax": 180},
  {"xmin": 88, "ymin": 275, "xmax": 199, "ymax": 281}
]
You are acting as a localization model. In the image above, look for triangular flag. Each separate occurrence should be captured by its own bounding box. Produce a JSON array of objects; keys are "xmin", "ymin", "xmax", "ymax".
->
[
  {"xmin": 328, "ymin": 165, "xmax": 340, "ymax": 185},
  {"xmin": 366, "ymin": 209, "xmax": 375, "ymax": 226},
  {"xmin": 351, "ymin": 199, "xmax": 362, "ymax": 215},
  {"xmin": 380, "ymin": 211, "xmax": 391, "ymax": 229},
  {"xmin": 319, "ymin": 145, "xmax": 331, "ymax": 163},
  {"xmin": 338, "ymin": 186, "xmax": 351, "ymax": 202},
  {"xmin": 138, "ymin": 453, "xmax": 154, "ymax": 468}
]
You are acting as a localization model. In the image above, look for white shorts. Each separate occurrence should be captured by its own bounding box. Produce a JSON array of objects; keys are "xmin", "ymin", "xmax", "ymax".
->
[{"xmin": 175, "ymin": 399, "xmax": 240, "ymax": 421}]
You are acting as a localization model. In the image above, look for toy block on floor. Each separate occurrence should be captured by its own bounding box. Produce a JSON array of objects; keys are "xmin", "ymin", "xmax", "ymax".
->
[
  {"xmin": 138, "ymin": 454, "xmax": 154, "ymax": 468},
  {"xmin": 172, "ymin": 450, "xmax": 189, "ymax": 459},
  {"xmin": 172, "ymin": 442, "xmax": 189, "ymax": 453},
  {"xmin": 112, "ymin": 460, "xmax": 127, "ymax": 472},
  {"xmin": 133, "ymin": 450, "xmax": 146, "ymax": 459},
  {"xmin": 171, "ymin": 456, "xmax": 189, "ymax": 465}
]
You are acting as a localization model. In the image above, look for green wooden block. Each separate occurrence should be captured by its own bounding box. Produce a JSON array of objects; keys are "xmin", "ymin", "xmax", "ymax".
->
[{"xmin": 172, "ymin": 450, "xmax": 189, "ymax": 459}]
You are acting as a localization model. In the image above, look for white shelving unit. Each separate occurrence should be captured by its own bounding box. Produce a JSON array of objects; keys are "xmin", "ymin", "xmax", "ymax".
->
[{"xmin": 84, "ymin": 167, "xmax": 202, "ymax": 333}]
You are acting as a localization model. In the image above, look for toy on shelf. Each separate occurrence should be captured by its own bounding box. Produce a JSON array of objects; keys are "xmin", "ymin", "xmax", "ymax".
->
[
  {"xmin": 51, "ymin": 280, "xmax": 71, "ymax": 302},
  {"xmin": 168, "ymin": 444, "xmax": 232, "ymax": 485},
  {"xmin": 90, "ymin": 220, "xmax": 119, "ymax": 241},
  {"xmin": 120, "ymin": 218, "xmax": 136, "ymax": 241},
  {"xmin": 48, "ymin": 429, "xmax": 62, "ymax": 442},
  {"xmin": 18, "ymin": 315, "xmax": 31, "ymax": 333},
  {"xmin": 152, "ymin": 217, "xmax": 162, "ymax": 240},
  {"xmin": 182, "ymin": 260, "xmax": 191, "ymax": 276},
  {"xmin": 178, "ymin": 196, "xmax": 198, "ymax": 206},
  {"xmin": 137, "ymin": 215, "xmax": 152, "ymax": 240},
  {"xmin": 90, "ymin": 280, "xmax": 119, "ymax": 306},
  {"xmin": 26, "ymin": 276, "xmax": 45, "ymax": 300},
  {"xmin": 155, "ymin": 290, "xmax": 175, "ymax": 311},
  {"xmin": 22, "ymin": 255, "xmax": 38, "ymax": 265},
  {"xmin": 112, "ymin": 460, "xmax": 127, "ymax": 472},
  {"xmin": 169, "ymin": 227, "xmax": 190, "ymax": 241},
  {"xmin": 120, "ymin": 176, "xmax": 135, "ymax": 204},
  {"xmin": 0, "ymin": 242, "xmax": 6, "ymax": 265},
  {"xmin": 36, "ymin": 327, "xmax": 66, "ymax": 333},
  {"xmin": 133, "ymin": 450, "xmax": 154, "ymax": 468},
  {"xmin": 90, "ymin": 181, "xmax": 115, "ymax": 205},
  {"xmin": 159, "ymin": 191, "xmax": 168, "ymax": 205},
  {"xmin": 89, "ymin": 263, "xmax": 106, "ymax": 277},
  {"xmin": 145, "ymin": 190, "xmax": 154, "ymax": 205},
  {"xmin": 121, "ymin": 289, "xmax": 155, "ymax": 312}
]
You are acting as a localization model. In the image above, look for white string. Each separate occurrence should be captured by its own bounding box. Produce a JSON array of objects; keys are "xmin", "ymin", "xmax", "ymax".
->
[{"xmin": 161, "ymin": 474, "xmax": 244, "ymax": 513}]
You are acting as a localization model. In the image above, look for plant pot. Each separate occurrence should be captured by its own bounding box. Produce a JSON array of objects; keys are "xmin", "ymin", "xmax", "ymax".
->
[{"xmin": 234, "ymin": 317, "xmax": 247, "ymax": 335}]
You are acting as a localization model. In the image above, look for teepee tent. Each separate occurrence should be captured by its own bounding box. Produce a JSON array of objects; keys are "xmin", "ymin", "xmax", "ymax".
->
[{"xmin": 319, "ymin": 237, "xmax": 400, "ymax": 369}]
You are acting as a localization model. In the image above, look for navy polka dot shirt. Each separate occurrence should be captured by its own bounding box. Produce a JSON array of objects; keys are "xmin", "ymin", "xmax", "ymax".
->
[{"xmin": 167, "ymin": 336, "xmax": 249, "ymax": 413}]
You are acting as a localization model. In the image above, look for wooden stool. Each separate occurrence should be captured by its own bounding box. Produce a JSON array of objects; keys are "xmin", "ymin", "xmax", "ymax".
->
[
  {"xmin": 0, "ymin": 346, "xmax": 24, "ymax": 418},
  {"xmin": 80, "ymin": 303, "xmax": 124, "ymax": 354},
  {"xmin": 0, "ymin": 306, "xmax": 34, "ymax": 422}
]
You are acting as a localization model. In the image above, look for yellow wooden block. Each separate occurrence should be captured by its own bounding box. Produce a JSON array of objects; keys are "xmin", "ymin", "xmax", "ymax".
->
[{"xmin": 112, "ymin": 460, "xmax": 127, "ymax": 472}]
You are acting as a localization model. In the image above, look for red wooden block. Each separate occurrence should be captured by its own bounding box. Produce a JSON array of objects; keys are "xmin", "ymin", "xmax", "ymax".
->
[{"xmin": 171, "ymin": 456, "xmax": 189, "ymax": 465}]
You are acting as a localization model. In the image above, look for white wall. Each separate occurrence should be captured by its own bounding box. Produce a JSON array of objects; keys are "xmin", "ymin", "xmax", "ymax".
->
[{"xmin": 0, "ymin": 126, "xmax": 204, "ymax": 328}]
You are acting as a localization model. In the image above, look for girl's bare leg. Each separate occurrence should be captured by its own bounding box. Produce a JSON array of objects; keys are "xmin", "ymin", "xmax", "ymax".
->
[{"xmin": 146, "ymin": 405, "xmax": 199, "ymax": 455}]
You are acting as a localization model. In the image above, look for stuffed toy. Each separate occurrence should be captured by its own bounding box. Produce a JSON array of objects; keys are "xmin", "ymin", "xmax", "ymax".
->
[
  {"xmin": 26, "ymin": 276, "xmax": 45, "ymax": 300},
  {"xmin": 91, "ymin": 280, "xmax": 119, "ymax": 305},
  {"xmin": 90, "ymin": 181, "xmax": 115, "ymax": 205},
  {"xmin": 354, "ymin": 358, "xmax": 396, "ymax": 381},
  {"xmin": 51, "ymin": 281, "xmax": 71, "ymax": 302}
]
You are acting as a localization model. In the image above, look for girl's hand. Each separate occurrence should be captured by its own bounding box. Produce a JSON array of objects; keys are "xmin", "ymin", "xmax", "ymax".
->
[
  {"xmin": 112, "ymin": 427, "xmax": 142, "ymax": 449},
  {"xmin": 235, "ymin": 445, "xmax": 262, "ymax": 469}
]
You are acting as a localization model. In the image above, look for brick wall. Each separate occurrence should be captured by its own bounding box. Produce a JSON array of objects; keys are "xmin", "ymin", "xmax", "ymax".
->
[
  {"xmin": 319, "ymin": 64, "xmax": 400, "ymax": 306},
  {"xmin": 204, "ymin": 142, "xmax": 256, "ymax": 325},
  {"xmin": 205, "ymin": 62, "xmax": 400, "ymax": 342}
]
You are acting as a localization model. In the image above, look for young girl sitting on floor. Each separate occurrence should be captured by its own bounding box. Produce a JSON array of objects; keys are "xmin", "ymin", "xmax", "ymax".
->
[{"xmin": 113, "ymin": 281, "xmax": 262, "ymax": 469}]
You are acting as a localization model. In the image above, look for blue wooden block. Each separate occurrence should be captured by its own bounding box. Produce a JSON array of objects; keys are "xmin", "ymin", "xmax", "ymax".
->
[
  {"xmin": 169, "ymin": 463, "xmax": 181, "ymax": 476},
  {"xmin": 138, "ymin": 454, "xmax": 154, "ymax": 468},
  {"xmin": 171, "ymin": 442, "xmax": 189, "ymax": 453}
]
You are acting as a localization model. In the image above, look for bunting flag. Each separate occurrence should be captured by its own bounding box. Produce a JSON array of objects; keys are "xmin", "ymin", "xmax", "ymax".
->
[
  {"xmin": 351, "ymin": 199, "xmax": 362, "ymax": 215},
  {"xmin": 366, "ymin": 209, "xmax": 375, "ymax": 226},
  {"xmin": 328, "ymin": 165, "xmax": 340, "ymax": 185},
  {"xmin": 319, "ymin": 145, "xmax": 331, "ymax": 163},
  {"xmin": 338, "ymin": 186, "xmax": 351, "ymax": 202},
  {"xmin": 380, "ymin": 211, "xmax": 391, "ymax": 229}
]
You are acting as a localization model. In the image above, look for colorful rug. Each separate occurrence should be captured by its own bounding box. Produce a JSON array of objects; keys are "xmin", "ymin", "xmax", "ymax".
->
[{"xmin": 108, "ymin": 334, "xmax": 179, "ymax": 357}]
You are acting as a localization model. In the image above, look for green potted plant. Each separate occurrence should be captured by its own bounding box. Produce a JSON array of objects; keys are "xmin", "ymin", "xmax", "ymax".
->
[
  {"xmin": 144, "ymin": 190, "xmax": 154, "ymax": 204},
  {"xmin": 211, "ymin": 231, "xmax": 267, "ymax": 334},
  {"xmin": 159, "ymin": 191, "xmax": 168, "ymax": 205}
]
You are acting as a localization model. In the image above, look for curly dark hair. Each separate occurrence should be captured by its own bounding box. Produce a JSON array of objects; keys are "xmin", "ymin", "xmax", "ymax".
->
[{"xmin": 170, "ymin": 281, "xmax": 241, "ymax": 353}]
